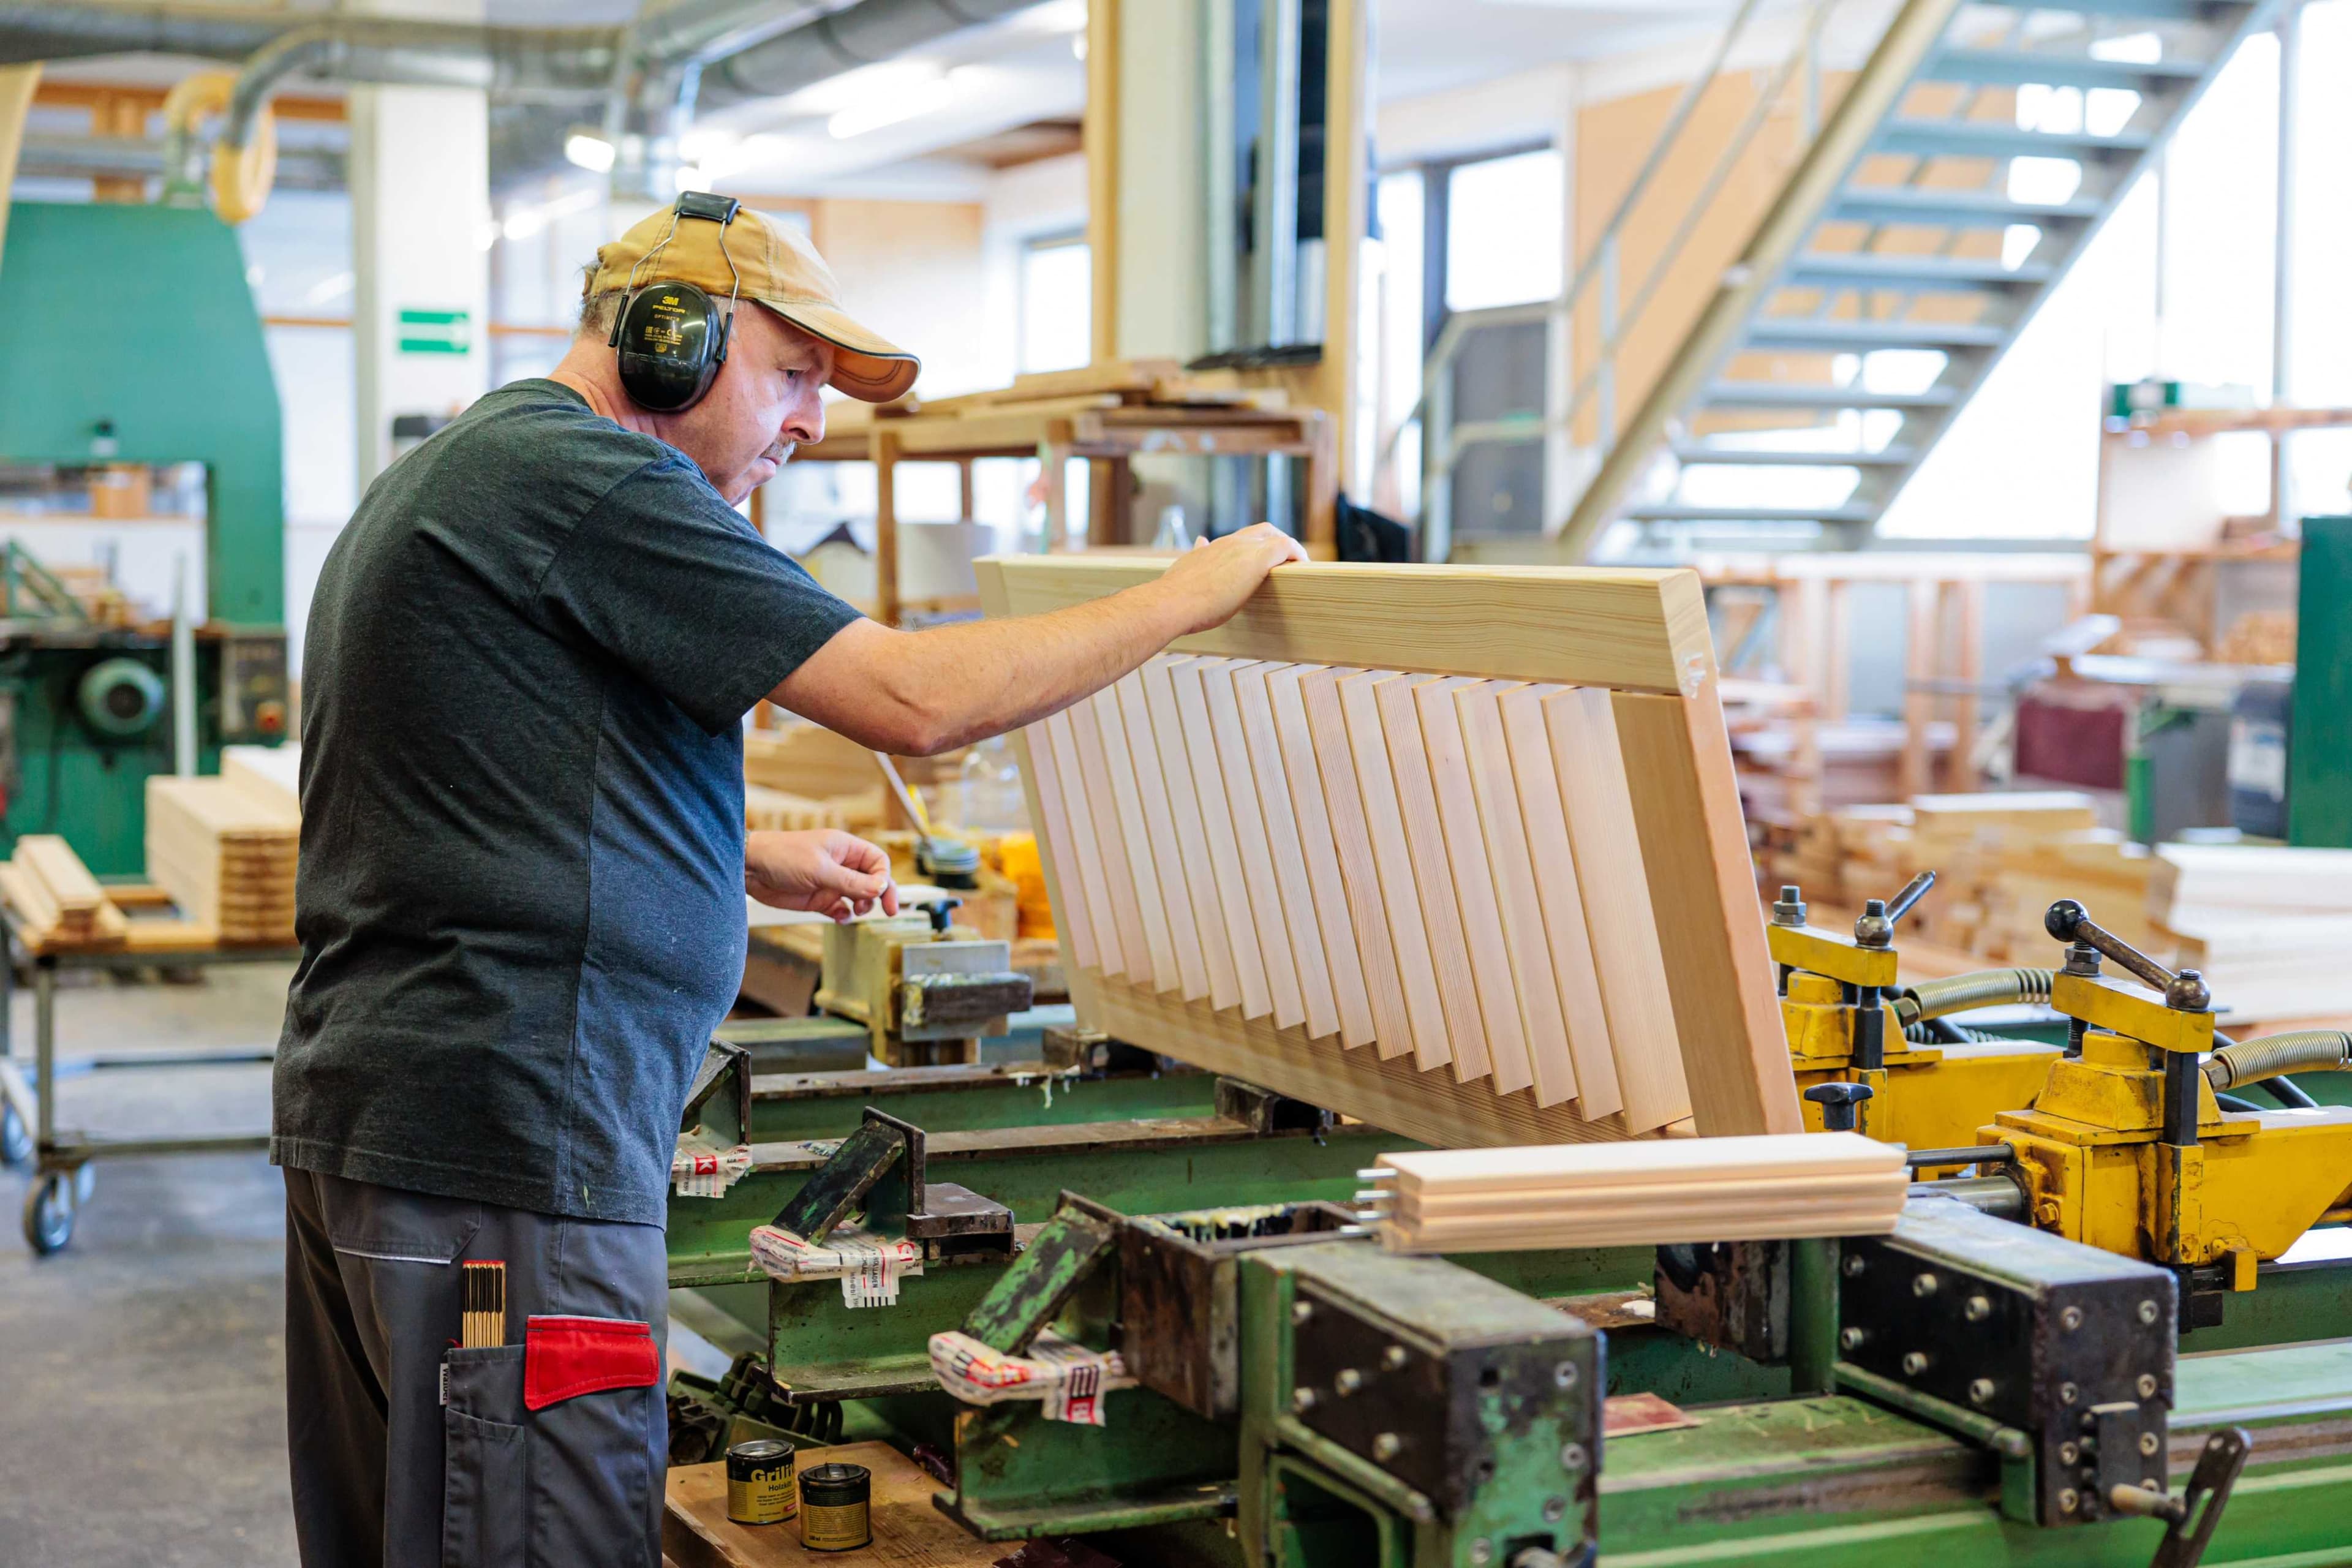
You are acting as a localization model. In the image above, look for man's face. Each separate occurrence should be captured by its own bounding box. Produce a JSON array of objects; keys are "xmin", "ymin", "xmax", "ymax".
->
[{"xmin": 657, "ymin": 303, "xmax": 834, "ymax": 505}]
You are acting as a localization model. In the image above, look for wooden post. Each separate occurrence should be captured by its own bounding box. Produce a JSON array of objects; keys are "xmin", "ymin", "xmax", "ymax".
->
[
  {"xmin": 1089, "ymin": 459, "xmax": 1125, "ymax": 547},
  {"xmin": 1821, "ymin": 578, "xmax": 1851, "ymax": 721},
  {"xmin": 1041, "ymin": 423, "xmax": 1072, "ymax": 551},
  {"xmin": 1899, "ymin": 575, "xmax": 1937, "ymax": 799},
  {"xmin": 1945, "ymin": 577, "xmax": 1985, "ymax": 793},
  {"xmin": 1302, "ymin": 410, "xmax": 1341, "ymax": 559},
  {"xmin": 1084, "ymin": 0, "xmax": 1120, "ymax": 365},
  {"xmin": 957, "ymin": 458, "xmax": 977, "ymax": 523},
  {"xmin": 1310, "ymin": 0, "xmax": 1370, "ymax": 548},
  {"xmin": 873, "ymin": 428, "xmax": 901, "ymax": 626}
]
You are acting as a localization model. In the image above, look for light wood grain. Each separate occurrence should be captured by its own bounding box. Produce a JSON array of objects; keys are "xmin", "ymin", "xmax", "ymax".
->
[
  {"xmin": 1166, "ymin": 657, "xmax": 1273, "ymax": 1019},
  {"xmin": 1021, "ymin": 715, "xmax": 1097, "ymax": 970},
  {"xmin": 145, "ymin": 775, "xmax": 298, "ymax": 943},
  {"xmin": 1115, "ymin": 673, "xmax": 1208, "ymax": 1000},
  {"xmin": 1267, "ymin": 666, "xmax": 1377, "ymax": 1049},
  {"xmin": 1232, "ymin": 662, "xmax": 1343, "ymax": 1042},
  {"xmin": 1415, "ymin": 676, "xmax": 1529, "ymax": 1093},
  {"xmin": 1542, "ymin": 687, "xmax": 1686, "ymax": 1133},
  {"xmin": 1139, "ymin": 657, "xmax": 1241, "ymax": 1011},
  {"xmin": 1454, "ymin": 682, "xmax": 1578, "ymax": 1109},
  {"xmin": 1372, "ymin": 674, "xmax": 1489, "ymax": 1082},
  {"xmin": 665, "ymin": 1442, "xmax": 1007, "ymax": 1566},
  {"xmin": 17, "ymin": 836, "xmax": 99, "ymax": 914},
  {"xmin": 1497, "ymin": 685, "xmax": 1623, "ymax": 1119},
  {"xmin": 1196, "ymin": 658, "xmax": 1307, "ymax": 1029},
  {"xmin": 981, "ymin": 556, "xmax": 1713, "ymax": 695},
  {"xmin": 1062, "ymin": 694, "xmax": 1148, "ymax": 980},
  {"xmin": 1611, "ymin": 688, "xmax": 1802, "ymax": 1136},
  {"xmin": 1338, "ymin": 673, "xmax": 1451, "ymax": 1070},
  {"xmin": 1090, "ymin": 686, "xmax": 1180, "ymax": 992},
  {"xmin": 1302, "ymin": 668, "xmax": 1418, "ymax": 1061},
  {"xmin": 1041, "ymin": 710, "xmax": 1122, "ymax": 976}
]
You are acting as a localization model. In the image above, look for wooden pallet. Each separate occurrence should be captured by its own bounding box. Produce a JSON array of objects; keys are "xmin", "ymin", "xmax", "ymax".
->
[{"xmin": 979, "ymin": 557, "xmax": 1799, "ymax": 1147}]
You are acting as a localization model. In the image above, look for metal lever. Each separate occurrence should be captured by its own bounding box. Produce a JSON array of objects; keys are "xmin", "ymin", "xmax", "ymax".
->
[
  {"xmin": 916, "ymin": 895, "xmax": 962, "ymax": 936},
  {"xmin": 2046, "ymin": 899, "xmax": 2211, "ymax": 1012},
  {"xmin": 2108, "ymin": 1427, "xmax": 2250, "ymax": 1568},
  {"xmin": 1804, "ymin": 1080, "xmax": 1874, "ymax": 1132},
  {"xmin": 1854, "ymin": 871, "xmax": 1936, "ymax": 949}
]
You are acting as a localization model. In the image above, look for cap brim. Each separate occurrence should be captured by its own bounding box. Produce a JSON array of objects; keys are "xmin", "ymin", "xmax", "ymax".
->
[{"xmin": 755, "ymin": 298, "xmax": 920, "ymax": 403}]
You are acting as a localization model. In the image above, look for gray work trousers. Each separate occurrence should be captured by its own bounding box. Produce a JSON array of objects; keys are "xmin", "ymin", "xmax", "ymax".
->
[{"xmin": 282, "ymin": 1167, "xmax": 669, "ymax": 1568}]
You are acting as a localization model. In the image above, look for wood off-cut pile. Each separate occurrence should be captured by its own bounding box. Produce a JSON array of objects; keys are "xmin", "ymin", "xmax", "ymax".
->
[
  {"xmin": 146, "ymin": 775, "xmax": 299, "ymax": 943},
  {"xmin": 1369, "ymin": 1133, "xmax": 1909, "ymax": 1253},
  {"xmin": 2154, "ymin": 845, "xmax": 2352, "ymax": 1023},
  {"xmin": 0, "ymin": 835, "xmax": 127, "ymax": 949},
  {"xmin": 744, "ymin": 782, "xmax": 845, "ymax": 834}
]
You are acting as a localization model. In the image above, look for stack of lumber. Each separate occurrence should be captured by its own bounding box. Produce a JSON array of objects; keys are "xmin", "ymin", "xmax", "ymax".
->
[
  {"xmin": 0, "ymin": 835, "xmax": 127, "ymax": 949},
  {"xmin": 2153, "ymin": 845, "xmax": 2352, "ymax": 1023},
  {"xmin": 146, "ymin": 775, "xmax": 299, "ymax": 943},
  {"xmin": 744, "ymin": 783, "xmax": 845, "ymax": 833},
  {"xmin": 744, "ymin": 722, "xmax": 967, "ymax": 833},
  {"xmin": 221, "ymin": 743, "xmax": 300, "ymax": 814},
  {"xmin": 827, "ymin": 357, "xmax": 1291, "ymax": 435},
  {"xmin": 1369, "ymin": 1133, "xmax": 1909, "ymax": 1253}
]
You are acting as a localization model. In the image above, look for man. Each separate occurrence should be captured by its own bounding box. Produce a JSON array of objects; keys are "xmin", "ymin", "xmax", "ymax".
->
[{"xmin": 273, "ymin": 196, "xmax": 1303, "ymax": 1567}]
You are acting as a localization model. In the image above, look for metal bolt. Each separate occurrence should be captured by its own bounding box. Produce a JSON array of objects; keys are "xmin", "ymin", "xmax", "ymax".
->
[
  {"xmin": 1560, "ymin": 1442, "xmax": 1588, "ymax": 1471},
  {"xmin": 2139, "ymin": 1300, "xmax": 2161, "ymax": 1325},
  {"xmin": 2059, "ymin": 1441, "xmax": 2080, "ymax": 1465},
  {"xmin": 1292, "ymin": 1387, "xmax": 1317, "ymax": 1412},
  {"xmin": 1335, "ymin": 1368, "xmax": 1363, "ymax": 1396},
  {"xmin": 1554, "ymin": 1360, "xmax": 1580, "ymax": 1390},
  {"xmin": 1383, "ymin": 1344, "xmax": 1409, "ymax": 1371},
  {"xmin": 2138, "ymin": 1374, "xmax": 2159, "ymax": 1398},
  {"xmin": 1469, "ymin": 1540, "xmax": 1494, "ymax": 1567},
  {"xmin": 1372, "ymin": 1432, "xmax": 1401, "ymax": 1462},
  {"xmin": 1965, "ymin": 1295, "xmax": 1991, "ymax": 1322},
  {"xmin": 2059, "ymin": 1489, "xmax": 2079, "ymax": 1514},
  {"xmin": 1844, "ymin": 1254, "xmax": 1867, "ymax": 1277},
  {"xmin": 1292, "ymin": 1301, "xmax": 1313, "ymax": 1325},
  {"xmin": 2140, "ymin": 1432, "xmax": 2160, "ymax": 1456},
  {"xmin": 1968, "ymin": 1378, "xmax": 1995, "ymax": 1406},
  {"xmin": 1543, "ymin": 1496, "xmax": 1568, "ymax": 1523},
  {"xmin": 2060, "ymin": 1382, "xmax": 2079, "ymax": 1405},
  {"xmin": 2209, "ymin": 1434, "xmax": 2228, "ymax": 1452},
  {"xmin": 1902, "ymin": 1351, "xmax": 1929, "ymax": 1376},
  {"xmin": 1913, "ymin": 1272, "xmax": 1939, "ymax": 1298},
  {"xmin": 2060, "ymin": 1306, "xmax": 2083, "ymax": 1332},
  {"xmin": 1839, "ymin": 1326, "xmax": 1866, "ymax": 1351}
]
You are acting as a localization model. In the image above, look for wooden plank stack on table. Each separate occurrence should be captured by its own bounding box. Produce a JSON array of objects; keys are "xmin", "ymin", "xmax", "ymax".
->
[
  {"xmin": 145, "ymin": 774, "xmax": 300, "ymax": 944},
  {"xmin": 982, "ymin": 555, "xmax": 1800, "ymax": 1148},
  {"xmin": 0, "ymin": 835, "xmax": 127, "ymax": 948},
  {"xmin": 2153, "ymin": 845, "xmax": 2352, "ymax": 1025}
]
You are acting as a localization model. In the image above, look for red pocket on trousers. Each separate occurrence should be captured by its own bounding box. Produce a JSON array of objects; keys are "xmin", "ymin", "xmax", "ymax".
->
[{"xmin": 522, "ymin": 1315, "xmax": 658, "ymax": 1412}]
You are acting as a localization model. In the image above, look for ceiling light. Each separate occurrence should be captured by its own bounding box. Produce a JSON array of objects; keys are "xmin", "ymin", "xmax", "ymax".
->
[
  {"xmin": 564, "ymin": 130, "xmax": 617, "ymax": 173},
  {"xmin": 827, "ymin": 69, "xmax": 965, "ymax": 140}
]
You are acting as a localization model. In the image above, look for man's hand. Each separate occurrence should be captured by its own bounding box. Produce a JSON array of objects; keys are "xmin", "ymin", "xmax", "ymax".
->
[
  {"xmin": 1146, "ymin": 522, "xmax": 1310, "ymax": 637},
  {"xmin": 746, "ymin": 829, "xmax": 899, "ymax": 922}
]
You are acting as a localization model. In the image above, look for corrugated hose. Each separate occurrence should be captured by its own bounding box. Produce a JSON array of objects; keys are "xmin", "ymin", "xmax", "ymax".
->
[
  {"xmin": 1891, "ymin": 969, "xmax": 2056, "ymax": 1030},
  {"xmin": 2203, "ymin": 1031, "xmax": 2352, "ymax": 1091}
]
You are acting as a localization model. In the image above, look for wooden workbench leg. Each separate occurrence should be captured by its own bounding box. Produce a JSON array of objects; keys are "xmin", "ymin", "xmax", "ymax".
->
[
  {"xmin": 1040, "ymin": 426, "xmax": 1070, "ymax": 551},
  {"xmin": 1945, "ymin": 578, "xmax": 1984, "ymax": 793},
  {"xmin": 1899, "ymin": 576, "xmax": 1936, "ymax": 799},
  {"xmin": 1089, "ymin": 458, "xmax": 1127, "ymax": 548},
  {"xmin": 958, "ymin": 457, "xmax": 977, "ymax": 524},
  {"xmin": 873, "ymin": 429, "xmax": 901, "ymax": 627},
  {"xmin": 1822, "ymin": 578, "xmax": 1852, "ymax": 723}
]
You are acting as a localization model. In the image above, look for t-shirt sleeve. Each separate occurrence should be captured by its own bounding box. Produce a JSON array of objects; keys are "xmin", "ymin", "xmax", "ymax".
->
[{"xmin": 540, "ymin": 459, "xmax": 864, "ymax": 735}]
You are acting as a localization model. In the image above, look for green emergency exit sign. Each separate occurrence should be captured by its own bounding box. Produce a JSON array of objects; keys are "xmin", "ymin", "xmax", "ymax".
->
[{"xmin": 398, "ymin": 307, "xmax": 472, "ymax": 355}]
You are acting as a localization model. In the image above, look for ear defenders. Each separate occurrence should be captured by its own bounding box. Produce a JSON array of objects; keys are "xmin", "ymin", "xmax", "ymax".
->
[{"xmin": 609, "ymin": 191, "xmax": 744, "ymax": 413}]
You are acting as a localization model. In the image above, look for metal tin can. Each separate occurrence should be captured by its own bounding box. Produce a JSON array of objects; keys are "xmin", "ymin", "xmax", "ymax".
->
[
  {"xmin": 797, "ymin": 1461, "xmax": 872, "ymax": 1552},
  {"xmin": 725, "ymin": 1439, "xmax": 797, "ymax": 1526}
]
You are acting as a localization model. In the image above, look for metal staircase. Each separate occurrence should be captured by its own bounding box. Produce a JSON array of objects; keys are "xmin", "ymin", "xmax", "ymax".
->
[{"xmin": 1550, "ymin": 0, "xmax": 2274, "ymax": 554}]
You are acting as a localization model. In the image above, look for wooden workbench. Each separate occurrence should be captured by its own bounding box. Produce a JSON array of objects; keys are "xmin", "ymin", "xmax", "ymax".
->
[{"xmin": 663, "ymin": 1442, "xmax": 1017, "ymax": 1567}]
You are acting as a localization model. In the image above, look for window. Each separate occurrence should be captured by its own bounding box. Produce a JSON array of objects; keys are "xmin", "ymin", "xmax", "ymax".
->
[
  {"xmin": 1444, "ymin": 148, "xmax": 1564, "ymax": 312},
  {"xmin": 1019, "ymin": 236, "xmax": 1091, "ymax": 373}
]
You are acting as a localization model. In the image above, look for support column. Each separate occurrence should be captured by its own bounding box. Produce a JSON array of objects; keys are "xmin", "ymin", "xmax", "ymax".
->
[{"xmin": 351, "ymin": 79, "xmax": 491, "ymax": 491}]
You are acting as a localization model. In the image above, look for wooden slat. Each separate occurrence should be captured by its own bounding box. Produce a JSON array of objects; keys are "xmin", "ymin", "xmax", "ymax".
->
[
  {"xmin": 1454, "ymin": 683, "xmax": 1578, "ymax": 1109},
  {"xmin": 1089, "ymin": 687, "xmax": 1179, "ymax": 992},
  {"xmin": 1232, "ymin": 662, "xmax": 1343, "ymax": 1042},
  {"xmin": 18, "ymin": 836, "xmax": 100, "ymax": 914},
  {"xmin": 1338, "ymin": 672, "xmax": 1451, "ymax": 1070},
  {"xmin": 1497, "ymin": 685, "xmax": 1622, "ymax": 1119},
  {"xmin": 1267, "ymin": 665, "xmax": 1376, "ymax": 1049},
  {"xmin": 1021, "ymin": 716, "xmax": 1097, "ymax": 970},
  {"xmin": 1300, "ymin": 668, "xmax": 1417, "ymax": 1061},
  {"xmin": 981, "ymin": 557, "xmax": 1712, "ymax": 695},
  {"xmin": 1041, "ymin": 711, "xmax": 1122, "ymax": 974},
  {"xmin": 1139, "ymin": 657, "xmax": 1240, "ymax": 1011},
  {"xmin": 1114, "ymin": 673, "xmax": 1208, "ymax": 1000},
  {"xmin": 1166, "ymin": 657, "xmax": 1272, "ymax": 1019},
  {"xmin": 1611, "ymin": 688, "xmax": 1801, "ymax": 1136},
  {"xmin": 1373, "ymin": 674, "xmax": 1490, "ymax": 1084},
  {"xmin": 1195, "ymin": 658, "xmax": 1307, "ymax": 1029},
  {"xmin": 1062, "ymin": 695, "xmax": 1148, "ymax": 979},
  {"xmin": 1544, "ymin": 687, "xmax": 1686, "ymax": 1133},
  {"xmin": 1415, "ymin": 676, "xmax": 1531, "ymax": 1095}
]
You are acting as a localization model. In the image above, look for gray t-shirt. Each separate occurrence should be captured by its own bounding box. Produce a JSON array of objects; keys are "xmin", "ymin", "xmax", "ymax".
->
[{"xmin": 271, "ymin": 379, "xmax": 861, "ymax": 1225}]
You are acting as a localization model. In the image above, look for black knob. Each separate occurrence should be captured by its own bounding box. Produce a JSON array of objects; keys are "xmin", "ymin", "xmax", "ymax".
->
[
  {"xmin": 1804, "ymin": 1081, "xmax": 1875, "ymax": 1133},
  {"xmin": 2045, "ymin": 899, "xmax": 2088, "ymax": 942},
  {"xmin": 922, "ymin": 896, "xmax": 961, "ymax": 935}
]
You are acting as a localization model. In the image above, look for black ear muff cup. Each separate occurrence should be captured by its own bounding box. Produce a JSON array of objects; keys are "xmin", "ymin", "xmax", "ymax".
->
[{"xmin": 614, "ymin": 280, "xmax": 727, "ymax": 412}]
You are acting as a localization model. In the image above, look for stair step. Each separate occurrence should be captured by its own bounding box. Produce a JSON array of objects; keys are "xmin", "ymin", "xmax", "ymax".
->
[
  {"xmin": 1702, "ymin": 382, "xmax": 1960, "ymax": 411},
  {"xmin": 1924, "ymin": 46, "xmax": 2209, "ymax": 92},
  {"xmin": 1784, "ymin": 253, "xmax": 2054, "ymax": 289},
  {"xmin": 1746, "ymin": 318, "xmax": 2008, "ymax": 350},
  {"xmin": 1670, "ymin": 444, "xmax": 1921, "ymax": 467},
  {"xmin": 1968, "ymin": 0, "xmax": 2253, "ymax": 17},
  {"xmin": 1876, "ymin": 119, "xmax": 2154, "ymax": 160},
  {"xmin": 1619, "ymin": 502, "xmax": 1883, "ymax": 525},
  {"xmin": 1831, "ymin": 186, "xmax": 2101, "ymax": 227}
]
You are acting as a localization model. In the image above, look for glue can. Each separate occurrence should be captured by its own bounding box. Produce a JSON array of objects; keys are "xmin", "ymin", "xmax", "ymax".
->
[
  {"xmin": 725, "ymin": 1439, "xmax": 797, "ymax": 1525},
  {"xmin": 797, "ymin": 1461, "xmax": 872, "ymax": 1551}
]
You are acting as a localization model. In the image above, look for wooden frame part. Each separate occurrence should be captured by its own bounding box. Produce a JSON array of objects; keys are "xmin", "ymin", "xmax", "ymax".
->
[{"xmin": 979, "ymin": 557, "xmax": 1798, "ymax": 1146}]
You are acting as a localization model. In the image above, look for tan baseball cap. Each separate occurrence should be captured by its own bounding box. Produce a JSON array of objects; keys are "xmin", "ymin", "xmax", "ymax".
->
[{"xmin": 585, "ymin": 201, "xmax": 920, "ymax": 403}]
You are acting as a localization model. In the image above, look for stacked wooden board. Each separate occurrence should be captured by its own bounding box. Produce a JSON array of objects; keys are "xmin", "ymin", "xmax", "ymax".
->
[
  {"xmin": 827, "ymin": 356, "xmax": 1292, "ymax": 434},
  {"xmin": 146, "ymin": 775, "xmax": 300, "ymax": 943},
  {"xmin": 2154, "ymin": 845, "xmax": 2352, "ymax": 1022},
  {"xmin": 744, "ymin": 783, "xmax": 846, "ymax": 834},
  {"xmin": 982, "ymin": 556, "xmax": 1799, "ymax": 1148},
  {"xmin": 1368, "ymin": 1133, "xmax": 1909, "ymax": 1252},
  {"xmin": 0, "ymin": 835, "xmax": 127, "ymax": 948}
]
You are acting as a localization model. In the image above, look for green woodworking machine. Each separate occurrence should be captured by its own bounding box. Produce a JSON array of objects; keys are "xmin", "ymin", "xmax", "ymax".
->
[{"xmin": 0, "ymin": 202, "xmax": 290, "ymax": 873}]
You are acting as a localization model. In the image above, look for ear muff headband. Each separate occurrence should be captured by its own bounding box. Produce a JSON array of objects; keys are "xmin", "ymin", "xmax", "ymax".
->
[{"xmin": 610, "ymin": 192, "xmax": 744, "ymax": 413}]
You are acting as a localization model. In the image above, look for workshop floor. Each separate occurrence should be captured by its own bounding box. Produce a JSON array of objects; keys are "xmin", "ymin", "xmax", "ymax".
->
[{"xmin": 0, "ymin": 963, "xmax": 300, "ymax": 1567}]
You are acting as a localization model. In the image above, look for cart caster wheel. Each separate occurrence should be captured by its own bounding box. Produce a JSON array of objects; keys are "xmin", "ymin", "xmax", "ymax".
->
[
  {"xmin": 0, "ymin": 1102, "xmax": 28, "ymax": 1170},
  {"xmin": 23, "ymin": 1171, "xmax": 74, "ymax": 1254}
]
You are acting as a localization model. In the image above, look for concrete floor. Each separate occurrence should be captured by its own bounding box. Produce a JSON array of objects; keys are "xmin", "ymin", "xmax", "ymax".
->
[{"xmin": 0, "ymin": 962, "xmax": 300, "ymax": 1567}]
